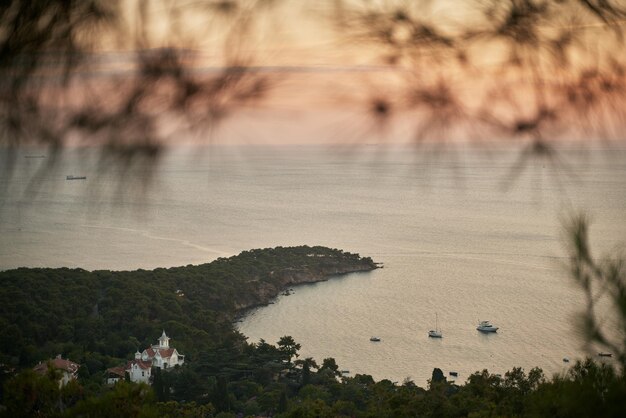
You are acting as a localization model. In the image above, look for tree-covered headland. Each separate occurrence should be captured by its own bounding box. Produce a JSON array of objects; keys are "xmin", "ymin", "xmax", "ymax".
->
[{"xmin": 1, "ymin": 238, "xmax": 625, "ymax": 417}]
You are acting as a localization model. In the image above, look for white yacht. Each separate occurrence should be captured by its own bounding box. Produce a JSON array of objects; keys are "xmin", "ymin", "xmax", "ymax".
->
[
  {"xmin": 476, "ymin": 320, "xmax": 499, "ymax": 333},
  {"xmin": 428, "ymin": 314, "xmax": 443, "ymax": 338}
]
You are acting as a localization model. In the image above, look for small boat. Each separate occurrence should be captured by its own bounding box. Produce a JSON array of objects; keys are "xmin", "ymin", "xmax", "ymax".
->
[
  {"xmin": 476, "ymin": 320, "xmax": 499, "ymax": 333},
  {"xmin": 370, "ymin": 336, "xmax": 381, "ymax": 342},
  {"xmin": 449, "ymin": 371, "xmax": 458, "ymax": 377},
  {"xmin": 428, "ymin": 330, "xmax": 442, "ymax": 338},
  {"xmin": 562, "ymin": 357, "xmax": 570, "ymax": 363},
  {"xmin": 428, "ymin": 313, "xmax": 443, "ymax": 338},
  {"xmin": 341, "ymin": 370, "xmax": 350, "ymax": 374},
  {"xmin": 598, "ymin": 352, "xmax": 613, "ymax": 358},
  {"xmin": 66, "ymin": 175, "xmax": 86, "ymax": 180}
]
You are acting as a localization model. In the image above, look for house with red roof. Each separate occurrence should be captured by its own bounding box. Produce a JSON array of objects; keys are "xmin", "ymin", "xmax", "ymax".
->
[
  {"xmin": 139, "ymin": 330, "xmax": 185, "ymax": 370},
  {"xmin": 107, "ymin": 330, "xmax": 185, "ymax": 385},
  {"xmin": 33, "ymin": 355, "xmax": 80, "ymax": 387},
  {"xmin": 106, "ymin": 356, "xmax": 153, "ymax": 385},
  {"xmin": 126, "ymin": 356, "xmax": 153, "ymax": 384},
  {"xmin": 105, "ymin": 365, "xmax": 126, "ymax": 385}
]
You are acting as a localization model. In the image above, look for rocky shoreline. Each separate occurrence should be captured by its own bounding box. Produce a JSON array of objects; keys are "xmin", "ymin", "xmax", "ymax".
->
[{"xmin": 233, "ymin": 257, "xmax": 380, "ymax": 315}]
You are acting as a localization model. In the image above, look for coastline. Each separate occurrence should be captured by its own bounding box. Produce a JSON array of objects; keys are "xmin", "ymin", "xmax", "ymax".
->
[
  {"xmin": 233, "ymin": 260, "xmax": 380, "ymax": 317},
  {"xmin": 0, "ymin": 245, "xmax": 380, "ymax": 370}
]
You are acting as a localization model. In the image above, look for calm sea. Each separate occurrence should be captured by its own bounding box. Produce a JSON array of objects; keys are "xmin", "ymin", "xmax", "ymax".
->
[{"xmin": 1, "ymin": 145, "xmax": 625, "ymax": 385}]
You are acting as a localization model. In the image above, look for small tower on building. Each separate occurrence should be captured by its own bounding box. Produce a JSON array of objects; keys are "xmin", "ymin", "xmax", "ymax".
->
[
  {"xmin": 138, "ymin": 329, "xmax": 184, "ymax": 371},
  {"xmin": 158, "ymin": 330, "xmax": 170, "ymax": 348}
]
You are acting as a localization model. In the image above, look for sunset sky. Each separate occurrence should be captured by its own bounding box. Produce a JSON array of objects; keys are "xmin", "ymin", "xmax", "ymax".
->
[
  {"xmin": 5, "ymin": 0, "xmax": 626, "ymax": 146},
  {"xmin": 106, "ymin": 0, "xmax": 626, "ymax": 143}
]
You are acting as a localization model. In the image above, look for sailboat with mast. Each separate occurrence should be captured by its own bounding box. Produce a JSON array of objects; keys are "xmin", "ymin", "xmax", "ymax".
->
[{"xmin": 428, "ymin": 313, "xmax": 443, "ymax": 338}]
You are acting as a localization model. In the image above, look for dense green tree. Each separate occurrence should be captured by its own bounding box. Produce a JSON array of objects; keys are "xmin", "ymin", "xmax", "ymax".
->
[
  {"xmin": 278, "ymin": 389, "xmax": 288, "ymax": 413},
  {"xmin": 430, "ymin": 368, "xmax": 446, "ymax": 386},
  {"xmin": 319, "ymin": 358, "xmax": 341, "ymax": 379},
  {"xmin": 1, "ymin": 369, "xmax": 62, "ymax": 418},
  {"xmin": 67, "ymin": 382, "xmax": 156, "ymax": 418},
  {"xmin": 151, "ymin": 367, "xmax": 166, "ymax": 402},
  {"xmin": 284, "ymin": 398, "xmax": 334, "ymax": 418},
  {"xmin": 295, "ymin": 357, "xmax": 318, "ymax": 387},
  {"xmin": 155, "ymin": 401, "xmax": 215, "ymax": 418},
  {"xmin": 277, "ymin": 336, "xmax": 301, "ymax": 366},
  {"xmin": 528, "ymin": 360, "xmax": 626, "ymax": 417}
]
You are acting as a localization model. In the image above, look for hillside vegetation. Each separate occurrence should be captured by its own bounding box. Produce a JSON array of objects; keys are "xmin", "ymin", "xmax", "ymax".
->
[
  {"xmin": 0, "ymin": 246, "xmax": 376, "ymax": 366},
  {"xmin": 1, "ymin": 245, "xmax": 625, "ymax": 417}
]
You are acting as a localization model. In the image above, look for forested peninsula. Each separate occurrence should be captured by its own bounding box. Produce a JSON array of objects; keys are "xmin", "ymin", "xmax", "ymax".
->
[
  {"xmin": 0, "ymin": 246, "xmax": 377, "ymax": 366},
  {"xmin": 1, "ymin": 246, "xmax": 624, "ymax": 418}
]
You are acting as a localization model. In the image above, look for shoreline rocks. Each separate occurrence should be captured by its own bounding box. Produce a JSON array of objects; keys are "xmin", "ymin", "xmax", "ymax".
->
[{"xmin": 233, "ymin": 258, "xmax": 379, "ymax": 315}]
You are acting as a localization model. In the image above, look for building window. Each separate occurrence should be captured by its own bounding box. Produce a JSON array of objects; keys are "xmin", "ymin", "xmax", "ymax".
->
[{"xmin": 142, "ymin": 371, "xmax": 145, "ymax": 377}]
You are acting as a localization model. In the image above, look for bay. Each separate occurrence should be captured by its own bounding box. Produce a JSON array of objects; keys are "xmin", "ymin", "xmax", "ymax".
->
[{"xmin": 1, "ymin": 145, "xmax": 624, "ymax": 385}]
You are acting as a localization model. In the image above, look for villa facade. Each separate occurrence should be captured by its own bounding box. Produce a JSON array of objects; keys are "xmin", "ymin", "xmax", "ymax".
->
[
  {"xmin": 107, "ymin": 330, "xmax": 185, "ymax": 385},
  {"xmin": 140, "ymin": 330, "xmax": 185, "ymax": 369}
]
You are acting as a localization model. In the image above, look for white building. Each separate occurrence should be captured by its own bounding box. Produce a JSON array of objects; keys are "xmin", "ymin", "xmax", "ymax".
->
[
  {"xmin": 126, "ymin": 352, "xmax": 152, "ymax": 384},
  {"xmin": 140, "ymin": 330, "xmax": 185, "ymax": 370},
  {"xmin": 106, "ymin": 352, "xmax": 153, "ymax": 385},
  {"xmin": 106, "ymin": 330, "xmax": 185, "ymax": 385}
]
